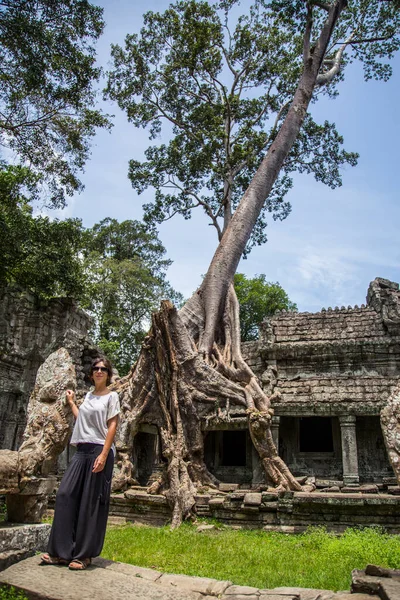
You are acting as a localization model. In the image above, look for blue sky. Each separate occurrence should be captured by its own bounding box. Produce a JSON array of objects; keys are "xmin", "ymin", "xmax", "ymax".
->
[{"xmin": 56, "ymin": 0, "xmax": 400, "ymax": 312}]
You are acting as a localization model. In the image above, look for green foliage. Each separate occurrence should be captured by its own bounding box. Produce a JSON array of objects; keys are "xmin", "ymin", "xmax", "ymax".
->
[
  {"xmin": 0, "ymin": 587, "xmax": 27, "ymax": 600},
  {"xmin": 103, "ymin": 523, "xmax": 400, "ymax": 592},
  {"xmin": 234, "ymin": 273, "xmax": 297, "ymax": 341},
  {"xmin": 82, "ymin": 218, "xmax": 184, "ymax": 375},
  {"xmin": 0, "ymin": 164, "xmax": 86, "ymax": 298},
  {"xmin": 0, "ymin": 0, "xmax": 110, "ymax": 207},
  {"xmin": 1, "ymin": 170, "xmax": 181, "ymax": 373},
  {"xmin": 106, "ymin": 0, "xmax": 399, "ymax": 257}
]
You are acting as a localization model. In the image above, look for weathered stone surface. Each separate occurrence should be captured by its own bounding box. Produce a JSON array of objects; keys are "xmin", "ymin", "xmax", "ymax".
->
[
  {"xmin": 220, "ymin": 483, "xmax": 240, "ymax": 492},
  {"xmin": 0, "ymin": 524, "xmax": 50, "ymax": 554},
  {"xmin": 243, "ymin": 493, "xmax": 262, "ymax": 506},
  {"xmin": 158, "ymin": 572, "xmax": 231, "ymax": 595},
  {"xmin": 93, "ymin": 557, "xmax": 162, "ymax": 582},
  {"xmin": 208, "ymin": 497, "xmax": 226, "ymax": 507},
  {"xmin": 0, "ymin": 285, "xmax": 93, "ymax": 453},
  {"xmin": 196, "ymin": 524, "xmax": 215, "ymax": 532},
  {"xmin": 351, "ymin": 567, "xmax": 400, "ymax": 600},
  {"xmin": 0, "ymin": 451, "xmax": 19, "ymax": 494},
  {"xmin": 6, "ymin": 494, "xmax": 48, "ymax": 524},
  {"xmin": 259, "ymin": 595, "xmax": 299, "ymax": 600},
  {"xmin": 381, "ymin": 384, "xmax": 400, "ymax": 487},
  {"xmin": 0, "ymin": 348, "xmax": 78, "ymax": 522},
  {"xmin": 221, "ymin": 595, "xmax": 259, "ymax": 600},
  {"xmin": 0, "ymin": 555, "xmax": 200, "ymax": 600},
  {"xmin": 333, "ymin": 595, "xmax": 379, "ymax": 600},
  {"xmin": 365, "ymin": 564, "xmax": 400, "ymax": 579},
  {"xmin": 359, "ymin": 484, "xmax": 379, "ymax": 494},
  {"xmin": 0, "ymin": 524, "xmax": 50, "ymax": 571},
  {"xmin": 271, "ymin": 588, "xmax": 335, "ymax": 600},
  {"xmin": 224, "ymin": 584, "xmax": 260, "ymax": 594}
]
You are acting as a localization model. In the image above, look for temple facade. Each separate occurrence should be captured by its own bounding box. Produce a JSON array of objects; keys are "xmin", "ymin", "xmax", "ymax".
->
[{"xmin": 205, "ymin": 277, "xmax": 400, "ymax": 486}]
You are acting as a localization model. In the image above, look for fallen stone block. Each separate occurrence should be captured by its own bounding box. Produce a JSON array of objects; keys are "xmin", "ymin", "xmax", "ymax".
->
[
  {"xmin": 243, "ymin": 493, "xmax": 262, "ymax": 506},
  {"xmin": 219, "ymin": 483, "xmax": 240, "ymax": 492},
  {"xmin": 208, "ymin": 497, "xmax": 226, "ymax": 507},
  {"xmin": 158, "ymin": 572, "xmax": 231, "ymax": 595},
  {"xmin": 365, "ymin": 564, "xmax": 400, "ymax": 579},
  {"xmin": 196, "ymin": 524, "xmax": 216, "ymax": 532},
  {"xmin": 224, "ymin": 584, "xmax": 259, "ymax": 595}
]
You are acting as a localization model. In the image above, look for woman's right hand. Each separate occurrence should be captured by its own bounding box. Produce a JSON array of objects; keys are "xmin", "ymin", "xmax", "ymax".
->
[{"xmin": 66, "ymin": 389, "xmax": 75, "ymax": 406}]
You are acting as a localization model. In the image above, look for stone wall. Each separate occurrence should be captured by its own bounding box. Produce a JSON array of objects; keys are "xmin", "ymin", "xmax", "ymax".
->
[{"xmin": 0, "ymin": 285, "xmax": 95, "ymax": 451}]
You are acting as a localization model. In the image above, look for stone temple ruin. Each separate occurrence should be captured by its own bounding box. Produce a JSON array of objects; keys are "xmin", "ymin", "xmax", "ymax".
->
[
  {"xmin": 114, "ymin": 277, "xmax": 400, "ymax": 530},
  {"xmin": 1, "ymin": 278, "xmax": 400, "ymax": 533},
  {"xmin": 129, "ymin": 277, "xmax": 399, "ymax": 488}
]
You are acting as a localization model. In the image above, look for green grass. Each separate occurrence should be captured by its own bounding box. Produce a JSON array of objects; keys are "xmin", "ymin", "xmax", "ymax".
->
[
  {"xmin": 0, "ymin": 587, "xmax": 28, "ymax": 600},
  {"xmin": 102, "ymin": 523, "xmax": 400, "ymax": 592}
]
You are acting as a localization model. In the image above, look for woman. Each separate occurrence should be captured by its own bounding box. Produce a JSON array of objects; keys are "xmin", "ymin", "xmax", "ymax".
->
[{"xmin": 41, "ymin": 357, "xmax": 120, "ymax": 570}]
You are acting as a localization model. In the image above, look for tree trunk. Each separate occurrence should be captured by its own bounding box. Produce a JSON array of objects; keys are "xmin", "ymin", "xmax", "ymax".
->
[{"xmin": 112, "ymin": 1, "xmax": 349, "ymax": 527}]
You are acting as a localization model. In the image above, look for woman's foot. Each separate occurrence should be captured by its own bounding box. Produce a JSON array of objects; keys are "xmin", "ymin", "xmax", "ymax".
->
[
  {"xmin": 41, "ymin": 554, "xmax": 68, "ymax": 566},
  {"xmin": 68, "ymin": 558, "xmax": 91, "ymax": 570}
]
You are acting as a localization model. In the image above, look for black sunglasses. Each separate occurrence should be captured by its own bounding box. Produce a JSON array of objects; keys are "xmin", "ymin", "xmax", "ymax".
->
[{"xmin": 92, "ymin": 366, "xmax": 108, "ymax": 373}]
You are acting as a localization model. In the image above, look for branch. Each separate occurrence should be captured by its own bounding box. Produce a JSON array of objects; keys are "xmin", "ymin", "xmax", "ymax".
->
[
  {"xmin": 350, "ymin": 35, "xmax": 397, "ymax": 45},
  {"xmin": 163, "ymin": 179, "xmax": 223, "ymax": 239},
  {"xmin": 316, "ymin": 31, "xmax": 356, "ymax": 86},
  {"xmin": 303, "ymin": 3, "xmax": 314, "ymax": 64},
  {"xmin": 145, "ymin": 95, "xmax": 202, "ymax": 143},
  {"xmin": 312, "ymin": 0, "xmax": 331, "ymax": 11}
]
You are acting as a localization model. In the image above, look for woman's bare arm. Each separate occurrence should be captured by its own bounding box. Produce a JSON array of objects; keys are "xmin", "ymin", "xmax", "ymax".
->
[
  {"xmin": 66, "ymin": 389, "xmax": 79, "ymax": 419},
  {"xmin": 92, "ymin": 415, "xmax": 118, "ymax": 473}
]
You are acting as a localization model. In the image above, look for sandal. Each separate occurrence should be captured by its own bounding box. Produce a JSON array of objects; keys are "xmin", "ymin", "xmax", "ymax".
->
[
  {"xmin": 41, "ymin": 554, "xmax": 68, "ymax": 566},
  {"xmin": 68, "ymin": 558, "xmax": 91, "ymax": 570}
]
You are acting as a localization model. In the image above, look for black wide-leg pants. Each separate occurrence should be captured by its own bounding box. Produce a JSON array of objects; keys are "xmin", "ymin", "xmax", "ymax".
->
[{"xmin": 47, "ymin": 443, "xmax": 114, "ymax": 561}]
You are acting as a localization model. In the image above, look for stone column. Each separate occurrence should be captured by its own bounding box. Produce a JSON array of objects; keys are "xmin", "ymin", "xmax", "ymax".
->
[
  {"xmin": 271, "ymin": 416, "xmax": 281, "ymax": 453},
  {"xmin": 339, "ymin": 415, "xmax": 359, "ymax": 486}
]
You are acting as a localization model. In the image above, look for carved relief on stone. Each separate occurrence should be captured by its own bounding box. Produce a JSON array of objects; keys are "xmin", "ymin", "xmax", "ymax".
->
[
  {"xmin": 0, "ymin": 347, "xmax": 76, "ymax": 495},
  {"xmin": 381, "ymin": 384, "xmax": 400, "ymax": 484}
]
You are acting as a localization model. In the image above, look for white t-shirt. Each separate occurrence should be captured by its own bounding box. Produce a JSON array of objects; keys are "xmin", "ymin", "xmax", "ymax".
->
[{"xmin": 70, "ymin": 391, "xmax": 120, "ymax": 453}]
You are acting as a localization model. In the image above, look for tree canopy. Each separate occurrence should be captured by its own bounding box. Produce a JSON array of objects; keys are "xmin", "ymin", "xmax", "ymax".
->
[
  {"xmin": 234, "ymin": 273, "xmax": 297, "ymax": 341},
  {"xmin": 0, "ymin": 164, "xmax": 86, "ymax": 297},
  {"xmin": 104, "ymin": 0, "xmax": 400, "ymax": 257},
  {"xmin": 0, "ymin": 0, "xmax": 109, "ymax": 207},
  {"xmin": 0, "ymin": 168, "xmax": 181, "ymax": 374},
  {"xmin": 81, "ymin": 218, "xmax": 183, "ymax": 375}
]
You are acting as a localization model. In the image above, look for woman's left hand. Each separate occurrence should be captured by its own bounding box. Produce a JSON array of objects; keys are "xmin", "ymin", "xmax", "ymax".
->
[{"xmin": 93, "ymin": 453, "xmax": 107, "ymax": 473}]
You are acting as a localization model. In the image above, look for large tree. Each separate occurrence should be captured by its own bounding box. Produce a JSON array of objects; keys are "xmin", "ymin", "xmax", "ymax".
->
[
  {"xmin": 234, "ymin": 274, "xmax": 297, "ymax": 341},
  {"xmin": 105, "ymin": 0, "xmax": 399, "ymax": 528},
  {"xmin": 0, "ymin": 0, "xmax": 109, "ymax": 207}
]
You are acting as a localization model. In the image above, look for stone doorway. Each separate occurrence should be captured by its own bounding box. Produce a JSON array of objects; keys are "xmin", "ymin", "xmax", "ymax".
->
[
  {"xmin": 204, "ymin": 429, "xmax": 253, "ymax": 484},
  {"xmin": 279, "ymin": 416, "xmax": 342, "ymax": 479},
  {"xmin": 133, "ymin": 425, "xmax": 160, "ymax": 486}
]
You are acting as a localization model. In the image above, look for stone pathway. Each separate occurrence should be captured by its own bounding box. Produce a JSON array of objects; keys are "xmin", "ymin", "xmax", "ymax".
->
[{"xmin": 1, "ymin": 555, "xmax": 397, "ymax": 600}]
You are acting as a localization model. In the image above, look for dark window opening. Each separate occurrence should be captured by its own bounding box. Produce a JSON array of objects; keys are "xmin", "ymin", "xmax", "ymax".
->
[
  {"xmin": 221, "ymin": 430, "xmax": 247, "ymax": 466},
  {"xmin": 135, "ymin": 431, "xmax": 157, "ymax": 486},
  {"xmin": 299, "ymin": 417, "xmax": 334, "ymax": 453}
]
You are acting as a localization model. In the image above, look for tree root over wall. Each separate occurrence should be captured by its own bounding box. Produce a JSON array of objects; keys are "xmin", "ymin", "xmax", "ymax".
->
[{"xmin": 113, "ymin": 287, "xmax": 301, "ymax": 529}]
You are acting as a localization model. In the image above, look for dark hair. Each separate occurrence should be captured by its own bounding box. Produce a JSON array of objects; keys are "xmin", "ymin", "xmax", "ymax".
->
[{"xmin": 90, "ymin": 357, "xmax": 113, "ymax": 386}]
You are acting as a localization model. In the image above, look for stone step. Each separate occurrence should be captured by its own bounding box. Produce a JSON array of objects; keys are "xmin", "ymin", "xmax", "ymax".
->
[
  {"xmin": 0, "ymin": 555, "xmax": 201, "ymax": 600},
  {"xmin": 0, "ymin": 555, "xmax": 385, "ymax": 600}
]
